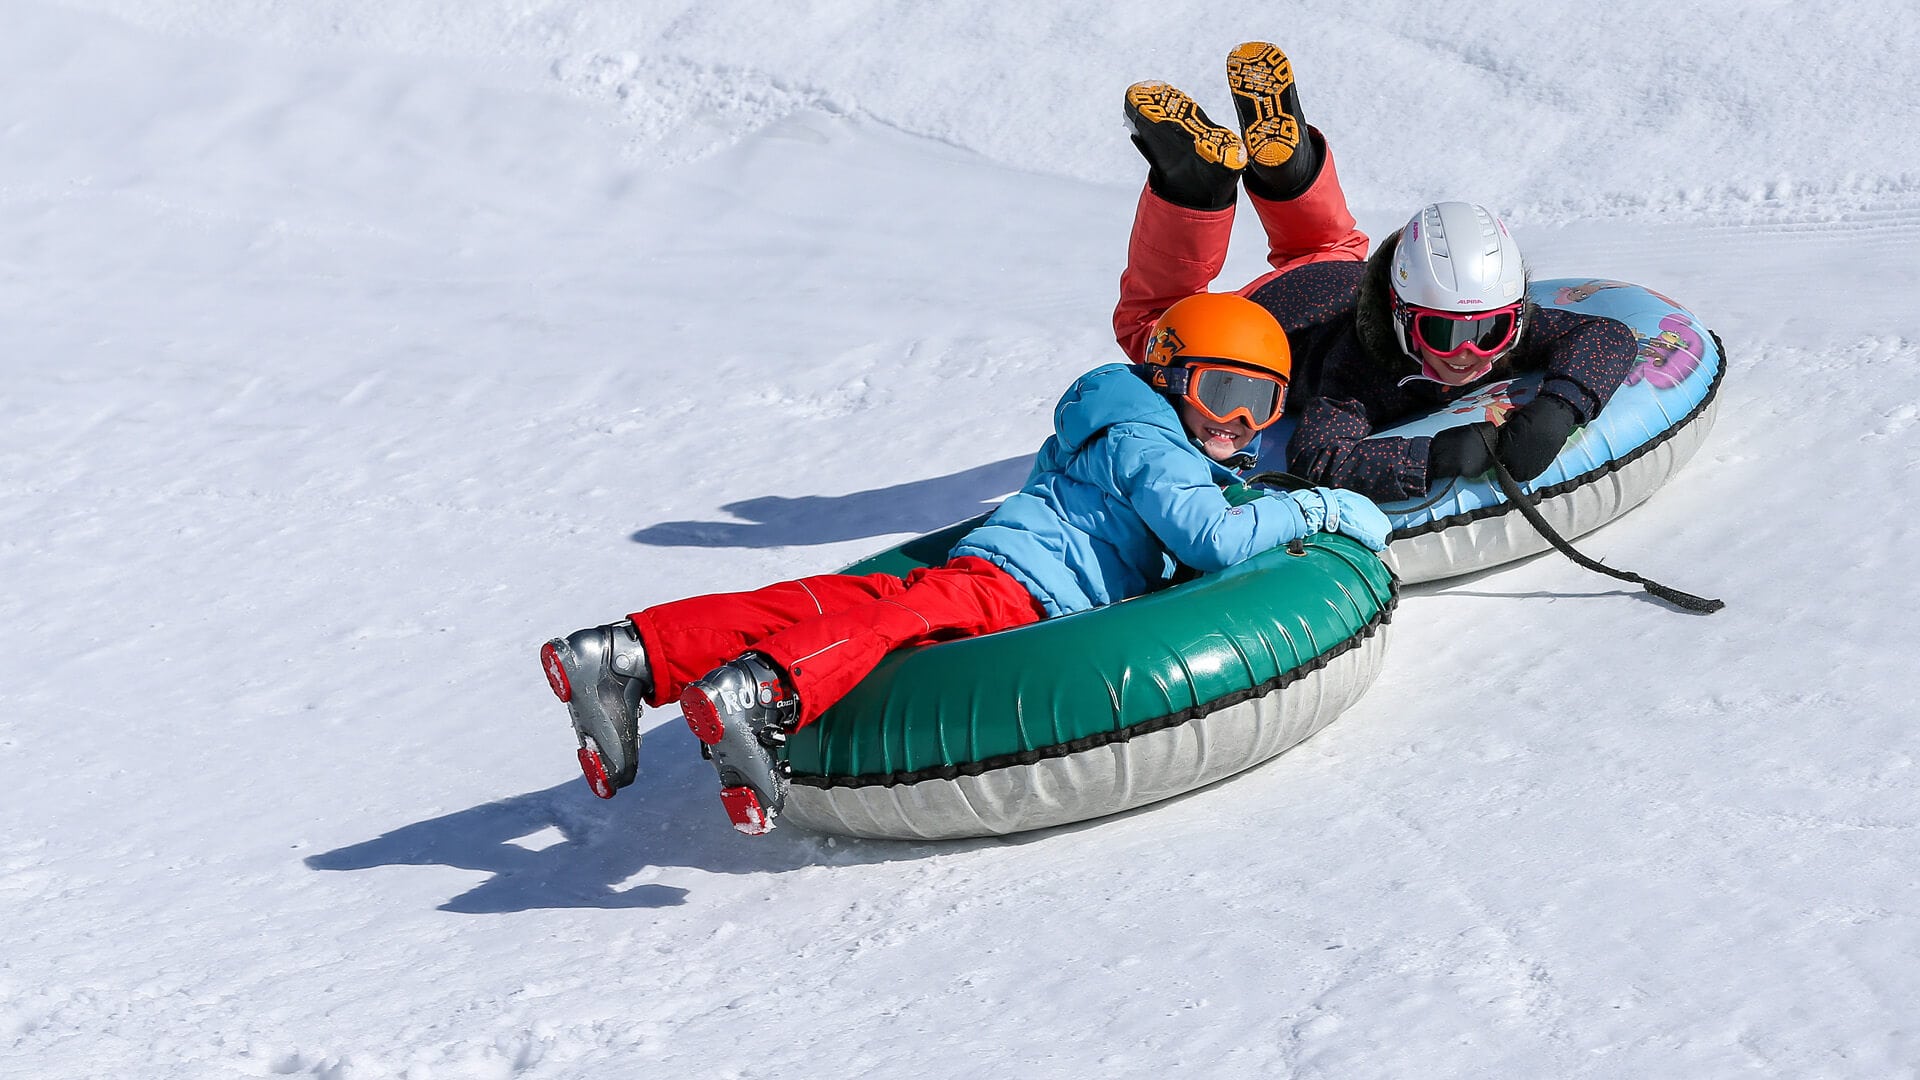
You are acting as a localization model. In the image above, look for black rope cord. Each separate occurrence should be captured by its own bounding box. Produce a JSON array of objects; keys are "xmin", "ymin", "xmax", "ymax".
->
[{"xmin": 1473, "ymin": 426, "xmax": 1724, "ymax": 614}]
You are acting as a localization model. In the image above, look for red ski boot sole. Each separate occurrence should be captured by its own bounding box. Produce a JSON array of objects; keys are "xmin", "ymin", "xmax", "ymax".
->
[
  {"xmin": 720, "ymin": 786, "xmax": 773, "ymax": 835},
  {"xmin": 577, "ymin": 745, "xmax": 615, "ymax": 799},
  {"xmin": 681, "ymin": 685, "xmax": 727, "ymax": 745},
  {"xmin": 539, "ymin": 641, "xmax": 573, "ymax": 702}
]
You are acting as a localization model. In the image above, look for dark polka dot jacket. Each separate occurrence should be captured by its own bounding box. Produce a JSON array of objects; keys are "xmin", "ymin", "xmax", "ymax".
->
[{"xmin": 1247, "ymin": 234, "xmax": 1638, "ymax": 502}]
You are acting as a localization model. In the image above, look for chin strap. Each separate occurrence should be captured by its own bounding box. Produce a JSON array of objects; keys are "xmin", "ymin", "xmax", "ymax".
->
[{"xmin": 1474, "ymin": 427, "xmax": 1724, "ymax": 615}]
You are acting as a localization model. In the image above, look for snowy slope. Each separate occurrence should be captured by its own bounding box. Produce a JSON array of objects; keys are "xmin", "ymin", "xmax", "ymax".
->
[{"xmin": 5, "ymin": 1, "xmax": 1920, "ymax": 1077}]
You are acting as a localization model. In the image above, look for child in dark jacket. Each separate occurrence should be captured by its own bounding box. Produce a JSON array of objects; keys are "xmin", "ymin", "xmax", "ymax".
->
[
  {"xmin": 540, "ymin": 294, "xmax": 1389, "ymax": 835},
  {"xmin": 1117, "ymin": 42, "xmax": 1638, "ymax": 502}
]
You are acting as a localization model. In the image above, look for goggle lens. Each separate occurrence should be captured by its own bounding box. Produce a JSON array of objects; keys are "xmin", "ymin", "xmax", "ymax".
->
[
  {"xmin": 1187, "ymin": 364, "xmax": 1285, "ymax": 430},
  {"xmin": 1412, "ymin": 307, "xmax": 1519, "ymax": 357}
]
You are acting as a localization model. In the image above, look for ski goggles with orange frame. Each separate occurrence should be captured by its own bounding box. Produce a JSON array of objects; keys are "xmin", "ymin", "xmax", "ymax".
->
[{"xmin": 1158, "ymin": 360, "xmax": 1289, "ymax": 430}]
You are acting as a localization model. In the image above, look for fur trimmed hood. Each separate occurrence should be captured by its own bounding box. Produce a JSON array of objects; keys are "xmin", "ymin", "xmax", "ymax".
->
[{"xmin": 1354, "ymin": 227, "xmax": 1415, "ymax": 376}]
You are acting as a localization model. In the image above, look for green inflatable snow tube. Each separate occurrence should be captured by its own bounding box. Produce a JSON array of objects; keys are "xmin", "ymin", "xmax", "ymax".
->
[{"xmin": 779, "ymin": 517, "xmax": 1398, "ymax": 839}]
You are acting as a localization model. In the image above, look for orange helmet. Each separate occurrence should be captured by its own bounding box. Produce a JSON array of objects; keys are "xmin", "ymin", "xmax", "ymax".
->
[{"xmin": 1143, "ymin": 293, "xmax": 1291, "ymax": 381}]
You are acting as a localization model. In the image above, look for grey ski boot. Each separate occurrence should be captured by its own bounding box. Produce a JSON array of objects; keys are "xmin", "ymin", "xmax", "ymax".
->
[
  {"xmin": 678, "ymin": 653, "xmax": 798, "ymax": 835},
  {"xmin": 540, "ymin": 621, "xmax": 652, "ymax": 799}
]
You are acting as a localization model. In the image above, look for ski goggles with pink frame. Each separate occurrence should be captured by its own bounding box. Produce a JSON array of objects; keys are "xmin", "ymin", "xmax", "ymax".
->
[{"xmin": 1403, "ymin": 302, "xmax": 1524, "ymax": 358}]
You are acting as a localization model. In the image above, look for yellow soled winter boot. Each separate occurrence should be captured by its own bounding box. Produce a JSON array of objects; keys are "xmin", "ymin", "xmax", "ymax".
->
[
  {"xmin": 1123, "ymin": 80, "xmax": 1247, "ymax": 210},
  {"xmin": 1226, "ymin": 41, "xmax": 1319, "ymax": 199}
]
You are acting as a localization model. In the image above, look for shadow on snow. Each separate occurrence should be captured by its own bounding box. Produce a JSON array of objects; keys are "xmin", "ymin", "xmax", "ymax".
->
[
  {"xmin": 309, "ymin": 458, "xmax": 1047, "ymax": 912},
  {"xmin": 630, "ymin": 455, "xmax": 1030, "ymax": 549},
  {"xmin": 303, "ymin": 722, "xmax": 949, "ymax": 913}
]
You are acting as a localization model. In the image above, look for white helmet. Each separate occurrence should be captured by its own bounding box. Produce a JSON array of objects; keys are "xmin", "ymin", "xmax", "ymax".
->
[{"xmin": 1388, "ymin": 201, "xmax": 1528, "ymax": 382}]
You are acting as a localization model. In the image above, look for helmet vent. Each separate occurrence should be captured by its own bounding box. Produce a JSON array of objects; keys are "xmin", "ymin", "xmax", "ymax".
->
[{"xmin": 1475, "ymin": 206, "xmax": 1500, "ymax": 257}]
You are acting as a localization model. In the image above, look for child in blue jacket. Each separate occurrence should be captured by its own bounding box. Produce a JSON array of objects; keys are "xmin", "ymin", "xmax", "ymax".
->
[{"xmin": 540, "ymin": 293, "xmax": 1390, "ymax": 834}]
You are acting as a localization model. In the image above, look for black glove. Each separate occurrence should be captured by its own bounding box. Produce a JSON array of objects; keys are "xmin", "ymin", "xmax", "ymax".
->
[
  {"xmin": 1428, "ymin": 422, "xmax": 1496, "ymax": 479},
  {"xmin": 1495, "ymin": 396, "xmax": 1580, "ymax": 481}
]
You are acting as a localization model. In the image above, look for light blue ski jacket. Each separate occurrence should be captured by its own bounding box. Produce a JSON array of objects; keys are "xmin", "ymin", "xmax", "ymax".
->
[{"xmin": 951, "ymin": 363, "xmax": 1314, "ymax": 617}]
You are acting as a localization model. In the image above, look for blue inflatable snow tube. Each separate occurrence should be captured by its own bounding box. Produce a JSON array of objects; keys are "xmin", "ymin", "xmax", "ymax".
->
[{"xmin": 1371, "ymin": 278, "xmax": 1724, "ymax": 582}]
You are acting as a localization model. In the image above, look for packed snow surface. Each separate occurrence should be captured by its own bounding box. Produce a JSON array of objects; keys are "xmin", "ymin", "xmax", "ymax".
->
[{"xmin": 6, "ymin": 2, "xmax": 1920, "ymax": 1077}]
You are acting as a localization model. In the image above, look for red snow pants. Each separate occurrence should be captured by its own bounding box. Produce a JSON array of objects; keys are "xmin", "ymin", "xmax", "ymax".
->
[
  {"xmin": 1113, "ymin": 127, "xmax": 1372, "ymax": 363},
  {"xmin": 627, "ymin": 555, "xmax": 1046, "ymax": 728}
]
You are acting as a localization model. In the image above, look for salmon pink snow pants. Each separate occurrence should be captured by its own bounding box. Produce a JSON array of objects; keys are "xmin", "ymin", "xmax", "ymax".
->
[
  {"xmin": 627, "ymin": 556, "xmax": 1045, "ymax": 728},
  {"xmin": 1113, "ymin": 128, "xmax": 1371, "ymax": 363}
]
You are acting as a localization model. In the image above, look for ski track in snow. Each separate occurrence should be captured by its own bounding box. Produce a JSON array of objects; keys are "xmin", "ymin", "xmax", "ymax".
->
[{"xmin": 7, "ymin": 1, "xmax": 1920, "ymax": 1077}]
